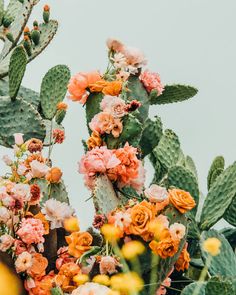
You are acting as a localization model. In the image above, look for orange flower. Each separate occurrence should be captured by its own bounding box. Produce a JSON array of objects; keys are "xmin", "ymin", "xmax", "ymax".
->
[
  {"xmin": 89, "ymin": 80, "xmax": 108, "ymax": 92},
  {"xmin": 66, "ymin": 232, "xmax": 93, "ymax": 258},
  {"xmin": 175, "ymin": 243, "xmax": 190, "ymax": 272},
  {"xmin": 57, "ymin": 102, "xmax": 68, "ymax": 111},
  {"xmin": 24, "ymin": 153, "xmax": 45, "ymax": 169},
  {"xmin": 46, "ymin": 167, "xmax": 62, "ymax": 183},
  {"xmin": 26, "ymin": 272, "xmax": 54, "ymax": 295},
  {"xmin": 169, "ymin": 189, "xmax": 196, "ymax": 214},
  {"xmin": 127, "ymin": 200, "xmax": 156, "ymax": 241},
  {"xmin": 149, "ymin": 238, "xmax": 179, "ymax": 259},
  {"xmin": 54, "ymin": 262, "xmax": 80, "ymax": 293},
  {"xmin": 27, "ymin": 253, "xmax": 48, "ymax": 279},
  {"xmin": 87, "ymin": 131, "xmax": 103, "ymax": 150},
  {"xmin": 102, "ymin": 81, "xmax": 122, "ymax": 96},
  {"xmin": 34, "ymin": 212, "xmax": 49, "ymax": 235}
]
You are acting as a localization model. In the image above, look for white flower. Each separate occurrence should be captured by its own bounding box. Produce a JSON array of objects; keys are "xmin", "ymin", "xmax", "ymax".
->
[
  {"xmin": 15, "ymin": 251, "xmax": 32, "ymax": 273},
  {"xmin": 111, "ymin": 52, "xmax": 127, "ymax": 69},
  {"xmin": 12, "ymin": 183, "xmax": 30, "ymax": 201},
  {"xmin": 17, "ymin": 164, "xmax": 27, "ymax": 176},
  {"xmin": 0, "ymin": 206, "xmax": 10, "ymax": 223},
  {"xmin": 2, "ymin": 155, "xmax": 13, "ymax": 166},
  {"xmin": 144, "ymin": 184, "xmax": 168, "ymax": 203},
  {"xmin": 30, "ymin": 160, "xmax": 49, "ymax": 178},
  {"xmin": 13, "ymin": 133, "xmax": 24, "ymax": 146},
  {"xmin": 169, "ymin": 223, "xmax": 186, "ymax": 241},
  {"xmin": 114, "ymin": 211, "xmax": 131, "ymax": 229},
  {"xmin": 71, "ymin": 282, "xmax": 111, "ymax": 295},
  {"xmin": 42, "ymin": 198, "xmax": 74, "ymax": 229}
]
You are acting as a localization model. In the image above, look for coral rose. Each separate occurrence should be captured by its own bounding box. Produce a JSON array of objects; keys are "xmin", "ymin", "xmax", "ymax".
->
[
  {"xmin": 168, "ymin": 189, "xmax": 196, "ymax": 214},
  {"xmin": 149, "ymin": 238, "xmax": 179, "ymax": 259},
  {"xmin": 128, "ymin": 200, "xmax": 156, "ymax": 241},
  {"xmin": 55, "ymin": 262, "xmax": 81, "ymax": 292},
  {"xmin": 66, "ymin": 232, "xmax": 93, "ymax": 258},
  {"xmin": 46, "ymin": 167, "xmax": 62, "ymax": 183},
  {"xmin": 102, "ymin": 81, "xmax": 122, "ymax": 96},
  {"xmin": 27, "ymin": 253, "xmax": 48, "ymax": 279},
  {"xmin": 175, "ymin": 243, "xmax": 190, "ymax": 272}
]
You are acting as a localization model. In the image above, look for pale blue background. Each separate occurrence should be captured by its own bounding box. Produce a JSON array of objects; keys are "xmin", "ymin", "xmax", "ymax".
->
[{"xmin": 1, "ymin": 0, "xmax": 236, "ymax": 229}]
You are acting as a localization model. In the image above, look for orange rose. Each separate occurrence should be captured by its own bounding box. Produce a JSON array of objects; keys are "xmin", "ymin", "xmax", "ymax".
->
[
  {"xmin": 27, "ymin": 253, "xmax": 48, "ymax": 279},
  {"xmin": 34, "ymin": 212, "xmax": 49, "ymax": 235},
  {"xmin": 87, "ymin": 131, "xmax": 103, "ymax": 150},
  {"xmin": 102, "ymin": 80, "xmax": 122, "ymax": 96},
  {"xmin": 66, "ymin": 232, "xmax": 93, "ymax": 258},
  {"xmin": 26, "ymin": 273, "xmax": 54, "ymax": 295},
  {"xmin": 89, "ymin": 80, "xmax": 108, "ymax": 92},
  {"xmin": 54, "ymin": 262, "xmax": 80, "ymax": 292},
  {"xmin": 169, "ymin": 189, "xmax": 196, "ymax": 214},
  {"xmin": 149, "ymin": 238, "xmax": 179, "ymax": 259},
  {"xmin": 46, "ymin": 167, "xmax": 62, "ymax": 183},
  {"xmin": 127, "ymin": 200, "xmax": 156, "ymax": 241},
  {"xmin": 175, "ymin": 244, "xmax": 190, "ymax": 272}
]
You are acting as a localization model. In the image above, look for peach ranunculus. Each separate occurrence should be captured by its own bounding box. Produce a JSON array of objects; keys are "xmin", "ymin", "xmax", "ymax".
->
[
  {"xmin": 127, "ymin": 200, "xmax": 156, "ymax": 241},
  {"xmin": 25, "ymin": 272, "xmax": 54, "ymax": 295},
  {"xmin": 149, "ymin": 238, "xmax": 179, "ymax": 259},
  {"xmin": 122, "ymin": 46, "xmax": 147, "ymax": 68},
  {"xmin": 175, "ymin": 243, "xmax": 190, "ymax": 272},
  {"xmin": 100, "ymin": 95, "xmax": 127, "ymax": 118},
  {"xmin": 30, "ymin": 160, "xmax": 49, "ymax": 178},
  {"xmin": 88, "ymin": 80, "xmax": 108, "ymax": 92},
  {"xmin": 68, "ymin": 71, "xmax": 102, "ymax": 104},
  {"xmin": 0, "ymin": 234, "xmax": 14, "ymax": 252},
  {"xmin": 107, "ymin": 38, "xmax": 125, "ymax": 52},
  {"xmin": 144, "ymin": 185, "xmax": 168, "ymax": 203},
  {"xmin": 102, "ymin": 81, "xmax": 122, "ymax": 96},
  {"xmin": 45, "ymin": 167, "xmax": 62, "ymax": 183},
  {"xmin": 27, "ymin": 253, "xmax": 48, "ymax": 279},
  {"xmin": 168, "ymin": 189, "xmax": 196, "ymax": 214},
  {"xmin": 87, "ymin": 131, "xmax": 103, "ymax": 150},
  {"xmin": 99, "ymin": 256, "xmax": 119, "ymax": 275},
  {"xmin": 66, "ymin": 232, "xmax": 93, "ymax": 258}
]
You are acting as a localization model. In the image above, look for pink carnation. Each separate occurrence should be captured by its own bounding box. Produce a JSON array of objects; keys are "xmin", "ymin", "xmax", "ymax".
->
[
  {"xmin": 99, "ymin": 256, "xmax": 119, "ymax": 275},
  {"xmin": 16, "ymin": 218, "xmax": 45, "ymax": 245},
  {"xmin": 100, "ymin": 95, "xmax": 127, "ymax": 118},
  {"xmin": 140, "ymin": 70, "xmax": 164, "ymax": 95},
  {"xmin": 0, "ymin": 234, "xmax": 14, "ymax": 252}
]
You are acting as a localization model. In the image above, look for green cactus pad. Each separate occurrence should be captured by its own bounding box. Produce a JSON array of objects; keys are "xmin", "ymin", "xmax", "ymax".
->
[
  {"xmin": 43, "ymin": 119, "xmax": 64, "ymax": 146},
  {"xmin": 55, "ymin": 109, "xmax": 66, "ymax": 125},
  {"xmin": 167, "ymin": 165, "xmax": 199, "ymax": 215},
  {"xmin": 223, "ymin": 196, "xmax": 236, "ymax": 226},
  {"xmin": 150, "ymin": 84, "xmax": 198, "ymax": 105},
  {"xmin": 181, "ymin": 282, "xmax": 206, "ymax": 295},
  {"xmin": 208, "ymin": 168, "xmax": 224, "ymax": 189},
  {"xmin": 92, "ymin": 174, "xmax": 120, "ymax": 215},
  {"xmin": 139, "ymin": 116, "xmax": 163, "ymax": 157},
  {"xmin": 207, "ymin": 156, "xmax": 225, "ymax": 190},
  {"xmin": 41, "ymin": 181, "xmax": 69, "ymax": 204},
  {"xmin": 205, "ymin": 276, "xmax": 235, "ymax": 295},
  {"xmin": 9, "ymin": 46, "xmax": 27, "ymax": 99},
  {"xmin": 219, "ymin": 228, "xmax": 236, "ymax": 250},
  {"xmin": 185, "ymin": 155, "xmax": 198, "ymax": 180},
  {"xmin": 0, "ymin": 96, "xmax": 46, "ymax": 147},
  {"xmin": 40, "ymin": 65, "xmax": 70, "ymax": 120},
  {"xmin": 200, "ymin": 162, "xmax": 236, "ymax": 230},
  {"xmin": 153, "ymin": 129, "xmax": 180, "ymax": 170},
  {"xmin": 50, "ymin": 287, "xmax": 64, "ymax": 295},
  {"xmin": 86, "ymin": 92, "xmax": 103, "ymax": 131},
  {"xmin": 200, "ymin": 229, "xmax": 236, "ymax": 276},
  {"xmin": 0, "ymin": 0, "xmax": 4, "ymax": 25}
]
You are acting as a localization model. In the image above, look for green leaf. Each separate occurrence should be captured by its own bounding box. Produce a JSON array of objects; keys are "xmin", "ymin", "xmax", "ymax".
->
[
  {"xmin": 86, "ymin": 92, "xmax": 103, "ymax": 132},
  {"xmin": 185, "ymin": 155, "xmax": 198, "ymax": 180},
  {"xmin": 207, "ymin": 156, "xmax": 225, "ymax": 190},
  {"xmin": 181, "ymin": 282, "xmax": 206, "ymax": 295},
  {"xmin": 200, "ymin": 162, "xmax": 236, "ymax": 230},
  {"xmin": 223, "ymin": 196, "xmax": 236, "ymax": 226},
  {"xmin": 40, "ymin": 65, "xmax": 70, "ymax": 120},
  {"xmin": 150, "ymin": 84, "xmax": 198, "ymax": 105},
  {"xmin": 9, "ymin": 46, "xmax": 27, "ymax": 99},
  {"xmin": 79, "ymin": 246, "xmax": 101, "ymax": 265},
  {"xmin": 50, "ymin": 287, "xmax": 63, "ymax": 295},
  {"xmin": 200, "ymin": 230, "xmax": 236, "ymax": 276}
]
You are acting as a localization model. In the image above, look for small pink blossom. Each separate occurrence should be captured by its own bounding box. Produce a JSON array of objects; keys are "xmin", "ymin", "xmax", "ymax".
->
[
  {"xmin": 14, "ymin": 239, "xmax": 27, "ymax": 255},
  {"xmin": 114, "ymin": 211, "xmax": 131, "ymax": 230},
  {"xmin": 0, "ymin": 206, "xmax": 10, "ymax": 223},
  {"xmin": 169, "ymin": 223, "xmax": 186, "ymax": 241},
  {"xmin": 2, "ymin": 155, "xmax": 13, "ymax": 166},
  {"xmin": 122, "ymin": 46, "xmax": 147, "ymax": 67},
  {"xmin": 100, "ymin": 95, "xmax": 127, "ymax": 118},
  {"xmin": 30, "ymin": 160, "xmax": 49, "ymax": 178},
  {"xmin": 106, "ymin": 38, "xmax": 125, "ymax": 52},
  {"xmin": 0, "ymin": 234, "xmax": 14, "ymax": 252},
  {"xmin": 144, "ymin": 185, "xmax": 168, "ymax": 203},
  {"xmin": 53, "ymin": 129, "xmax": 65, "ymax": 144},
  {"xmin": 140, "ymin": 70, "xmax": 164, "ymax": 95},
  {"xmin": 14, "ymin": 133, "xmax": 24, "ymax": 146},
  {"xmin": 16, "ymin": 218, "xmax": 45, "ymax": 245},
  {"xmin": 17, "ymin": 164, "xmax": 27, "ymax": 176},
  {"xmin": 12, "ymin": 183, "xmax": 30, "ymax": 201},
  {"xmin": 15, "ymin": 251, "xmax": 32, "ymax": 273},
  {"xmin": 99, "ymin": 256, "xmax": 119, "ymax": 275}
]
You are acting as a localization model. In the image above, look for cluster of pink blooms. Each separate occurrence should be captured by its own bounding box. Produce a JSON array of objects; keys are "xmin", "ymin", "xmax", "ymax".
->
[
  {"xmin": 140, "ymin": 70, "xmax": 165, "ymax": 95},
  {"xmin": 79, "ymin": 143, "xmax": 145, "ymax": 192}
]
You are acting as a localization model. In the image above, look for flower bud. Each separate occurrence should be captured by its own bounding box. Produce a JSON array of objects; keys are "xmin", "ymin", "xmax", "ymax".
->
[
  {"xmin": 46, "ymin": 167, "xmax": 62, "ymax": 183},
  {"xmin": 43, "ymin": 5, "xmax": 50, "ymax": 23}
]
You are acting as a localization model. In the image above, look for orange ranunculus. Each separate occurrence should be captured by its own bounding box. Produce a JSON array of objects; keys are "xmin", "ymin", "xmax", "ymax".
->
[
  {"xmin": 26, "ymin": 272, "xmax": 54, "ymax": 295},
  {"xmin": 34, "ymin": 212, "xmax": 50, "ymax": 235},
  {"xmin": 88, "ymin": 80, "xmax": 108, "ymax": 92},
  {"xmin": 168, "ymin": 189, "xmax": 196, "ymax": 214},
  {"xmin": 45, "ymin": 167, "xmax": 62, "ymax": 183},
  {"xmin": 87, "ymin": 131, "xmax": 103, "ymax": 150},
  {"xmin": 54, "ymin": 262, "xmax": 81, "ymax": 292},
  {"xmin": 102, "ymin": 80, "xmax": 122, "ymax": 96},
  {"xmin": 149, "ymin": 238, "xmax": 179, "ymax": 259},
  {"xmin": 127, "ymin": 200, "xmax": 157, "ymax": 241},
  {"xmin": 65, "ymin": 232, "xmax": 93, "ymax": 258},
  {"xmin": 24, "ymin": 153, "xmax": 45, "ymax": 169},
  {"xmin": 27, "ymin": 253, "xmax": 48, "ymax": 279},
  {"xmin": 175, "ymin": 243, "xmax": 190, "ymax": 272}
]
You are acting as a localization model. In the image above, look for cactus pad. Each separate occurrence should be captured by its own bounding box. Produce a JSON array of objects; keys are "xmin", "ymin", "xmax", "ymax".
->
[
  {"xmin": 200, "ymin": 162, "xmax": 236, "ymax": 230},
  {"xmin": 86, "ymin": 92, "xmax": 103, "ymax": 130},
  {"xmin": 205, "ymin": 276, "xmax": 236, "ymax": 295},
  {"xmin": 0, "ymin": 96, "xmax": 46, "ymax": 147},
  {"xmin": 200, "ymin": 229, "xmax": 236, "ymax": 276},
  {"xmin": 207, "ymin": 156, "xmax": 225, "ymax": 190},
  {"xmin": 40, "ymin": 65, "xmax": 70, "ymax": 120},
  {"xmin": 185, "ymin": 155, "xmax": 198, "ymax": 180},
  {"xmin": 150, "ymin": 84, "xmax": 198, "ymax": 105},
  {"xmin": 223, "ymin": 196, "xmax": 236, "ymax": 226},
  {"xmin": 181, "ymin": 282, "xmax": 206, "ymax": 295}
]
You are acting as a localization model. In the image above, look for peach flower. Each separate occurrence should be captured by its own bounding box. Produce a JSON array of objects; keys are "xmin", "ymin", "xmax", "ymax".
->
[
  {"xmin": 107, "ymin": 38, "xmax": 125, "ymax": 52},
  {"xmin": 0, "ymin": 234, "xmax": 14, "ymax": 252},
  {"xmin": 66, "ymin": 232, "xmax": 93, "ymax": 258},
  {"xmin": 149, "ymin": 238, "xmax": 179, "ymax": 259},
  {"xmin": 25, "ymin": 272, "xmax": 54, "ymax": 295},
  {"xmin": 122, "ymin": 46, "xmax": 147, "ymax": 67},
  {"xmin": 100, "ymin": 95, "xmax": 127, "ymax": 118},
  {"xmin": 68, "ymin": 71, "xmax": 101, "ymax": 104},
  {"xmin": 27, "ymin": 138, "xmax": 43, "ymax": 153},
  {"xmin": 87, "ymin": 131, "xmax": 103, "ymax": 150},
  {"xmin": 30, "ymin": 160, "xmax": 49, "ymax": 178},
  {"xmin": 14, "ymin": 133, "xmax": 24, "ymax": 146},
  {"xmin": 140, "ymin": 70, "xmax": 164, "ymax": 95},
  {"xmin": 71, "ymin": 282, "xmax": 111, "ymax": 295},
  {"xmin": 16, "ymin": 218, "xmax": 45, "ymax": 245},
  {"xmin": 144, "ymin": 185, "xmax": 168, "ymax": 203},
  {"xmin": 89, "ymin": 112, "xmax": 115, "ymax": 135},
  {"xmin": 169, "ymin": 223, "xmax": 186, "ymax": 241},
  {"xmin": 46, "ymin": 167, "xmax": 62, "ymax": 183},
  {"xmin": 27, "ymin": 253, "xmax": 48, "ymax": 279},
  {"xmin": 99, "ymin": 256, "xmax": 119, "ymax": 275},
  {"xmin": 169, "ymin": 189, "xmax": 196, "ymax": 214},
  {"xmin": 175, "ymin": 243, "xmax": 190, "ymax": 272},
  {"xmin": 55, "ymin": 262, "xmax": 81, "ymax": 292},
  {"xmin": 102, "ymin": 80, "xmax": 122, "ymax": 96},
  {"xmin": 15, "ymin": 251, "xmax": 32, "ymax": 273}
]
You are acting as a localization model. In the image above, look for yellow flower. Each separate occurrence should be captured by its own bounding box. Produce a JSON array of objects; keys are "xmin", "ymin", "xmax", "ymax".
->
[
  {"xmin": 64, "ymin": 217, "xmax": 80, "ymax": 232},
  {"xmin": 92, "ymin": 274, "xmax": 110, "ymax": 286},
  {"xmin": 108, "ymin": 291, "xmax": 120, "ymax": 295},
  {"xmin": 203, "ymin": 238, "xmax": 221, "ymax": 256},
  {"xmin": 101, "ymin": 224, "xmax": 121, "ymax": 242},
  {"xmin": 0, "ymin": 263, "xmax": 21, "ymax": 295},
  {"xmin": 73, "ymin": 274, "xmax": 89, "ymax": 286},
  {"xmin": 110, "ymin": 272, "xmax": 144, "ymax": 293},
  {"xmin": 121, "ymin": 241, "xmax": 145, "ymax": 260}
]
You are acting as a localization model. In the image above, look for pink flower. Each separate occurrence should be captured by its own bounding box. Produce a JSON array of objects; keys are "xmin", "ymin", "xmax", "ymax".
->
[
  {"xmin": 14, "ymin": 133, "xmax": 24, "ymax": 146},
  {"xmin": 15, "ymin": 251, "xmax": 32, "ymax": 273},
  {"xmin": 72, "ymin": 282, "xmax": 111, "ymax": 295},
  {"xmin": 140, "ymin": 70, "xmax": 164, "ymax": 95},
  {"xmin": 30, "ymin": 160, "xmax": 49, "ymax": 178},
  {"xmin": 144, "ymin": 185, "xmax": 168, "ymax": 203},
  {"xmin": 16, "ymin": 218, "xmax": 45, "ymax": 245},
  {"xmin": 79, "ymin": 146, "xmax": 120, "ymax": 187},
  {"xmin": 81, "ymin": 256, "xmax": 96, "ymax": 275},
  {"xmin": 53, "ymin": 129, "xmax": 65, "ymax": 144},
  {"xmin": 0, "ymin": 206, "xmax": 10, "ymax": 223},
  {"xmin": 12, "ymin": 183, "xmax": 30, "ymax": 202},
  {"xmin": 0, "ymin": 234, "xmax": 14, "ymax": 252},
  {"xmin": 89, "ymin": 112, "xmax": 115, "ymax": 135},
  {"xmin": 2, "ymin": 155, "xmax": 13, "ymax": 166},
  {"xmin": 68, "ymin": 71, "xmax": 101, "ymax": 104},
  {"xmin": 99, "ymin": 256, "xmax": 119, "ymax": 275},
  {"xmin": 100, "ymin": 95, "xmax": 127, "ymax": 118},
  {"xmin": 106, "ymin": 38, "xmax": 125, "ymax": 52},
  {"xmin": 113, "ymin": 211, "xmax": 131, "ymax": 230},
  {"xmin": 122, "ymin": 46, "xmax": 147, "ymax": 67},
  {"xmin": 156, "ymin": 214, "xmax": 169, "ymax": 228},
  {"xmin": 129, "ymin": 162, "xmax": 146, "ymax": 193},
  {"xmin": 169, "ymin": 223, "xmax": 186, "ymax": 241},
  {"xmin": 17, "ymin": 164, "xmax": 27, "ymax": 176},
  {"xmin": 156, "ymin": 277, "xmax": 171, "ymax": 295},
  {"xmin": 14, "ymin": 239, "xmax": 27, "ymax": 255}
]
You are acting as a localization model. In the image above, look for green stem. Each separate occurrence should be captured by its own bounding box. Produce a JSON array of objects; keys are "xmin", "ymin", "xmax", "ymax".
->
[
  {"xmin": 192, "ymin": 255, "xmax": 212, "ymax": 295},
  {"xmin": 149, "ymin": 253, "xmax": 160, "ymax": 295},
  {"xmin": 47, "ymin": 120, "xmax": 54, "ymax": 163}
]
